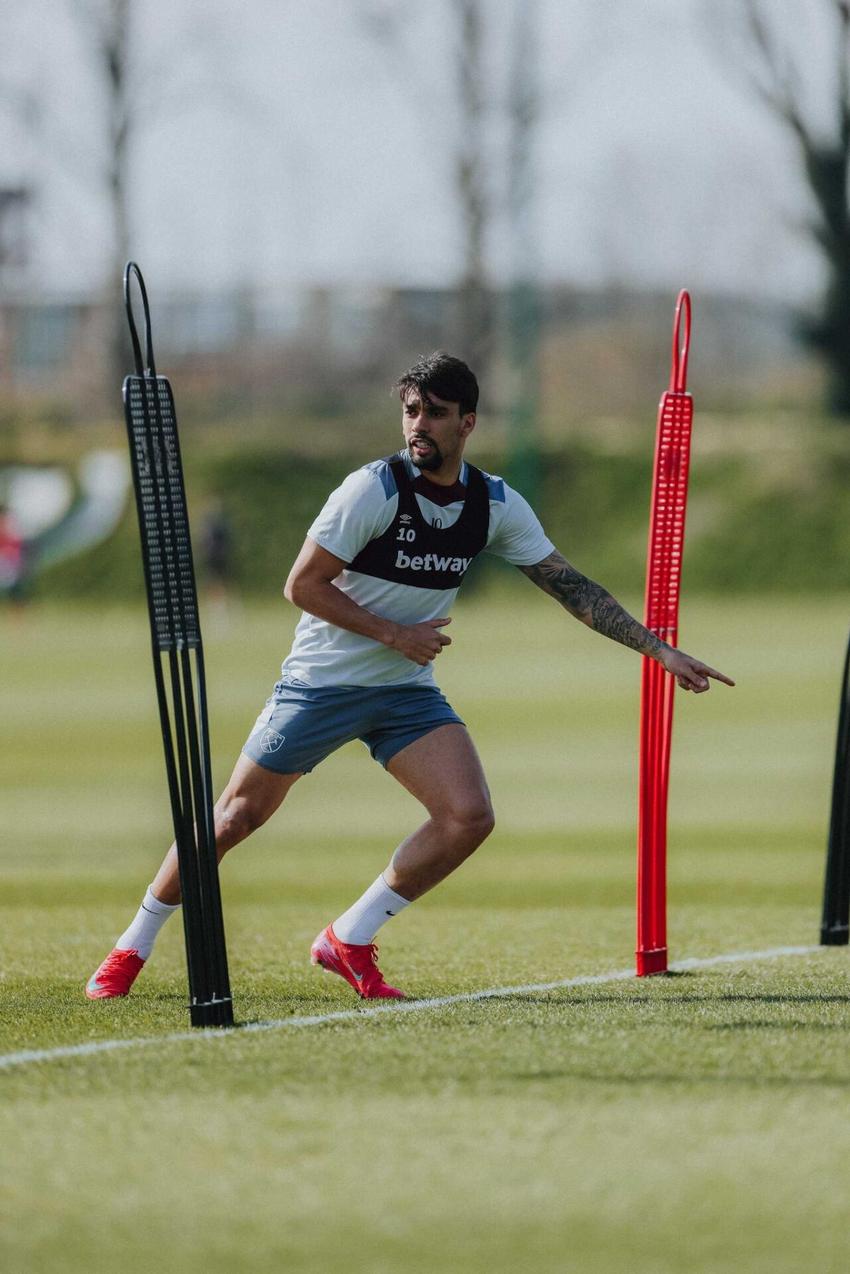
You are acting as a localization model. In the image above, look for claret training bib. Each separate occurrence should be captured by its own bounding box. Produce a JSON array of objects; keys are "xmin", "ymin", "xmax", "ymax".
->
[{"xmin": 348, "ymin": 456, "xmax": 489, "ymax": 590}]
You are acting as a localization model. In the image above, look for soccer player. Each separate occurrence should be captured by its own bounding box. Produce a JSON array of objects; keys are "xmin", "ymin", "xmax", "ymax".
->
[{"xmin": 86, "ymin": 352, "xmax": 733, "ymax": 1003}]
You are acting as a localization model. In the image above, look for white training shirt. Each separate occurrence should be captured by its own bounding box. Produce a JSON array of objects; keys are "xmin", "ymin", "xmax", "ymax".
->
[{"xmin": 280, "ymin": 452, "xmax": 555, "ymax": 688}]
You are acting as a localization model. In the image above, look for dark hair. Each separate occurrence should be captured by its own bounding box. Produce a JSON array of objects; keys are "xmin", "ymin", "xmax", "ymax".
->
[{"xmin": 395, "ymin": 351, "xmax": 479, "ymax": 416}]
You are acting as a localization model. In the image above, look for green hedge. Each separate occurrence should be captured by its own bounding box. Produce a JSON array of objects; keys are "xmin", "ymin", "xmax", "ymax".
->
[{"xmin": 33, "ymin": 436, "xmax": 850, "ymax": 599}]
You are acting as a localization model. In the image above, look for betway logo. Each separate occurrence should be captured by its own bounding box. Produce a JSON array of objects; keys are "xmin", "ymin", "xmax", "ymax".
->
[{"xmin": 395, "ymin": 549, "xmax": 472, "ymax": 574}]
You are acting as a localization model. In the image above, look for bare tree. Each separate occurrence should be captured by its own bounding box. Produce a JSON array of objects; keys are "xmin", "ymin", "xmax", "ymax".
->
[
  {"xmin": 504, "ymin": 0, "xmax": 540, "ymax": 498},
  {"xmin": 0, "ymin": 1, "xmax": 145, "ymax": 394},
  {"xmin": 0, "ymin": 188, "xmax": 31, "ymax": 274},
  {"xmin": 719, "ymin": 0, "xmax": 850, "ymax": 415},
  {"xmin": 358, "ymin": 0, "xmax": 495, "ymax": 373},
  {"xmin": 357, "ymin": 1, "xmax": 601, "ymax": 394},
  {"xmin": 453, "ymin": 0, "xmax": 491, "ymax": 372},
  {"xmin": 85, "ymin": 0, "xmax": 134, "ymax": 391},
  {"xmin": 2, "ymin": 0, "xmax": 255, "ymax": 403}
]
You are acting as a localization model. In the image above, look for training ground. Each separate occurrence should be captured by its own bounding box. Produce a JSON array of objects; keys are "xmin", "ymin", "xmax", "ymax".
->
[{"xmin": 1, "ymin": 595, "xmax": 848, "ymax": 1274}]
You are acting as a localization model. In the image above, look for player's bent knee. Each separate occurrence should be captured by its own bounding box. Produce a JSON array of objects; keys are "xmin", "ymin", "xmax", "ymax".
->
[
  {"xmin": 473, "ymin": 804, "xmax": 496, "ymax": 842},
  {"xmin": 444, "ymin": 800, "xmax": 495, "ymax": 845},
  {"xmin": 215, "ymin": 795, "xmax": 268, "ymax": 846}
]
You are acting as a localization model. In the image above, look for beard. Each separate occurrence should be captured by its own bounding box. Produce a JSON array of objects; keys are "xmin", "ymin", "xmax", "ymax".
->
[{"xmin": 407, "ymin": 435, "xmax": 443, "ymax": 472}]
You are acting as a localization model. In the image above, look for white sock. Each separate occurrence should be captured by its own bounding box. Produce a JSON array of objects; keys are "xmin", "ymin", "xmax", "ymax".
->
[
  {"xmin": 332, "ymin": 874, "xmax": 411, "ymax": 945},
  {"xmin": 116, "ymin": 886, "xmax": 180, "ymax": 961}
]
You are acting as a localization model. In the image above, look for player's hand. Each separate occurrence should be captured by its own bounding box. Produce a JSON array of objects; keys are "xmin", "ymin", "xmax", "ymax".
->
[
  {"xmin": 388, "ymin": 617, "xmax": 452, "ymax": 666},
  {"xmin": 661, "ymin": 648, "xmax": 735, "ymax": 693}
]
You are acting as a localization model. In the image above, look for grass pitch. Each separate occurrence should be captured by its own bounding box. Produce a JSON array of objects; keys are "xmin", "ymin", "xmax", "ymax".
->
[{"xmin": 1, "ymin": 593, "xmax": 849, "ymax": 1273}]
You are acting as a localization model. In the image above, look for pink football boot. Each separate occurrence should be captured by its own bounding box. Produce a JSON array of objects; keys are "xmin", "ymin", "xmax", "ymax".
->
[
  {"xmin": 86, "ymin": 948, "xmax": 145, "ymax": 999},
  {"xmin": 310, "ymin": 925, "xmax": 405, "ymax": 1000}
]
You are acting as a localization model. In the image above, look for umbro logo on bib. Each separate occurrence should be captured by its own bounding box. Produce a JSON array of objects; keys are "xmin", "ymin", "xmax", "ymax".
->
[
  {"xmin": 394, "ymin": 549, "xmax": 472, "ymax": 574},
  {"xmin": 347, "ymin": 456, "xmax": 488, "ymax": 589}
]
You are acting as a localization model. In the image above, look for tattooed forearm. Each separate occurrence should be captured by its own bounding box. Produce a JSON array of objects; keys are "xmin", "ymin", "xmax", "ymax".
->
[
  {"xmin": 585, "ymin": 591, "xmax": 666, "ymax": 658},
  {"xmin": 519, "ymin": 551, "xmax": 667, "ymax": 659}
]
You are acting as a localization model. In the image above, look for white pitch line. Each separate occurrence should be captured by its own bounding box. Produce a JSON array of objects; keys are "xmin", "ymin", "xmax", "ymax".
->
[{"xmin": 0, "ymin": 944, "xmax": 821, "ymax": 1074}]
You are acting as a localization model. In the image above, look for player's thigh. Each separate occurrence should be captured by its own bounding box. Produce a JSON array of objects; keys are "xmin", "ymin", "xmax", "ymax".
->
[
  {"xmin": 386, "ymin": 723, "xmax": 493, "ymax": 823},
  {"xmin": 217, "ymin": 752, "xmax": 302, "ymax": 825}
]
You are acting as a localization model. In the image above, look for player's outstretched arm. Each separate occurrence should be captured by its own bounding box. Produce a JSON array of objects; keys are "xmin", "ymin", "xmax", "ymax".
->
[{"xmin": 518, "ymin": 550, "xmax": 734, "ymax": 693}]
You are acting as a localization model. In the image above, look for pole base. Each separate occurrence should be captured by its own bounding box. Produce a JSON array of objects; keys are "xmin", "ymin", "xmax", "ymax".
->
[
  {"xmin": 820, "ymin": 924, "xmax": 849, "ymax": 947},
  {"xmin": 636, "ymin": 947, "xmax": 668, "ymax": 976},
  {"xmin": 190, "ymin": 997, "xmax": 235, "ymax": 1028}
]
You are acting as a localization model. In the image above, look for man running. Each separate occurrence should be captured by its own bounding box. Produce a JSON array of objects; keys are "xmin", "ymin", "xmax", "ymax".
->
[{"xmin": 86, "ymin": 352, "xmax": 733, "ymax": 1003}]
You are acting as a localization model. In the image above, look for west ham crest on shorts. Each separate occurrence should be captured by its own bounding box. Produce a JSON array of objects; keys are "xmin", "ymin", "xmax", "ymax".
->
[{"xmin": 260, "ymin": 728, "xmax": 286, "ymax": 754}]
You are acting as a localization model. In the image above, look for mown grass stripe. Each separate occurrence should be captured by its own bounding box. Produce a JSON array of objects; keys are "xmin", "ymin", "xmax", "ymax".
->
[{"xmin": 0, "ymin": 944, "xmax": 820, "ymax": 1074}]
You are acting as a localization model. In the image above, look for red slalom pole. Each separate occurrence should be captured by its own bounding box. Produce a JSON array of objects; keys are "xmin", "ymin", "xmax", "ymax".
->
[{"xmin": 636, "ymin": 291, "xmax": 694, "ymax": 976}]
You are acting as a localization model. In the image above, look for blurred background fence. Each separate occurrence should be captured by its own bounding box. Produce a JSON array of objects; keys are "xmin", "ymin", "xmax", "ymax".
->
[{"xmin": 0, "ymin": 282, "xmax": 809, "ymax": 423}]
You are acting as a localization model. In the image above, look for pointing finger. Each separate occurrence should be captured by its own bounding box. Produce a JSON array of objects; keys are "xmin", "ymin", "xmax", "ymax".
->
[{"xmin": 701, "ymin": 664, "xmax": 736, "ymax": 687}]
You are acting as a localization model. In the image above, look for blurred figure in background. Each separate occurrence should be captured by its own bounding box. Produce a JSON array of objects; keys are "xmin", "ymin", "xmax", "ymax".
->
[
  {"xmin": 200, "ymin": 498, "xmax": 236, "ymax": 625},
  {"xmin": 0, "ymin": 502, "xmax": 29, "ymax": 613}
]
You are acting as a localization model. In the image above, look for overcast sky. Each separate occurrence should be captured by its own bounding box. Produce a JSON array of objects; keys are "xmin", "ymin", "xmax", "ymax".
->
[{"xmin": 0, "ymin": 0, "xmax": 832, "ymax": 303}]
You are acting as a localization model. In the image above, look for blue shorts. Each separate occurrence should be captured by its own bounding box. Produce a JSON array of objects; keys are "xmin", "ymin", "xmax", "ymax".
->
[{"xmin": 241, "ymin": 681, "xmax": 465, "ymax": 775}]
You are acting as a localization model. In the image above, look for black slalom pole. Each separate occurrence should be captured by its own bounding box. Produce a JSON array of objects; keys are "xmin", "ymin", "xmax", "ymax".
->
[
  {"xmin": 821, "ymin": 629, "xmax": 850, "ymax": 946},
  {"xmin": 121, "ymin": 261, "xmax": 234, "ymax": 1026}
]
